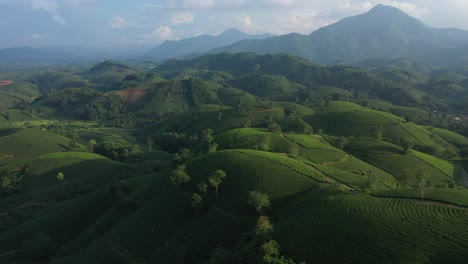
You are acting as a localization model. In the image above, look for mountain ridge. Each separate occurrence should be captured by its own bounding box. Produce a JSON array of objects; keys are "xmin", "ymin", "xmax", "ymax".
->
[
  {"xmin": 144, "ymin": 28, "xmax": 274, "ymax": 59},
  {"xmin": 209, "ymin": 5, "xmax": 468, "ymax": 64}
]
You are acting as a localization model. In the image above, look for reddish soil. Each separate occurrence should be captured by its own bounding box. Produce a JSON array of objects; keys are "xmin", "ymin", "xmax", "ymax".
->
[
  {"xmin": 0, "ymin": 80, "xmax": 13, "ymax": 87},
  {"xmin": 114, "ymin": 87, "xmax": 150, "ymax": 103}
]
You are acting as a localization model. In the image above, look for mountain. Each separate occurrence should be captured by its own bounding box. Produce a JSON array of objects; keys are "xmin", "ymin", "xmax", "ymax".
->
[
  {"xmin": 144, "ymin": 28, "xmax": 273, "ymax": 59},
  {"xmin": 210, "ymin": 5, "xmax": 468, "ymax": 64}
]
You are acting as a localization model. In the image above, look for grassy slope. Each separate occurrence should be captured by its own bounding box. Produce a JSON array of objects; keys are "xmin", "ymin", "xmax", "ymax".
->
[{"xmin": 0, "ymin": 128, "xmax": 70, "ymax": 167}]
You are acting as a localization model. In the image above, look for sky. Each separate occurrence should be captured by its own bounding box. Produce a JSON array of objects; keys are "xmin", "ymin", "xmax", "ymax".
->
[{"xmin": 1, "ymin": 0, "xmax": 468, "ymax": 49}]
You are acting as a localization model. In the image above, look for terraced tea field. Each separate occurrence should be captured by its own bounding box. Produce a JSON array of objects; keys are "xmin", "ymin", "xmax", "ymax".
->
[{"xmin": 277, "ymin": 189, "xmax": 468, "ymax": 264}]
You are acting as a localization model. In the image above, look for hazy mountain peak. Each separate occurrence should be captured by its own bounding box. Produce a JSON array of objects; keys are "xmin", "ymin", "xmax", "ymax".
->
[
  {"xmin": 145, "ymin": 28, "xmax": 272, "ymax": 59},
  {"xmin": 208, "ymin": 5, "xmax": 468, "ymax": 65},
  {"xmin": 368, "ymin": 4, "xmax": 404, "ymax": 14},
  {"xmin": 220, "ymin": 28, "xmax": 245, "ymax": 36}
]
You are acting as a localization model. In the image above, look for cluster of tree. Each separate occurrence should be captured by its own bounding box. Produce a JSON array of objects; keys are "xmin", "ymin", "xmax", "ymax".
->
[
  {"xmin": 0, "ymin": 169, "xmax": 24, "ymax": 196},
  {"xmin": 206, "ymin": 191, "xmax": 297, "ymax": 263},
  {"xmin": 279, "ymin": 118, "xmax": 313, "ymax": 134},
  {"xmin": 191, "ymin": 170, "xmax": 228, "ymax": 212},
  {"xmin": 78, "ymin": 94, "xmax": 127, "ymax": 122},
  {"xmin": 91, "ymin": 140, "xmax": 138, "ymax": 161}
]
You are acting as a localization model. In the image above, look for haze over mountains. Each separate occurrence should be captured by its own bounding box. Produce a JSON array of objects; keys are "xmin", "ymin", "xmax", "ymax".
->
[
  {"xmin": 2, "ymin": 4, "xmax": 468, "ymax": 68},
  {"xmin": 145, "ymin": 28, "xmax": 274, "ymax": 60}
]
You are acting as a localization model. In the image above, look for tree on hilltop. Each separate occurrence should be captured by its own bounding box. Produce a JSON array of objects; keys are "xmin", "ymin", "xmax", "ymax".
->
[
  {"xmin": 208, "ymin": 170, "xmax": 227, "ymax": 194},
  {"xmin": 248, "ymin": 190, "xmax": 271, "ymax": 213}
]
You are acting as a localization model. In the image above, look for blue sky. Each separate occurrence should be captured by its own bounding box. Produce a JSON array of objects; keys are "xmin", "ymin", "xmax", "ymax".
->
[{"xmin": 1, "ymin": 0, "xmax": 468, "ymax": 48}]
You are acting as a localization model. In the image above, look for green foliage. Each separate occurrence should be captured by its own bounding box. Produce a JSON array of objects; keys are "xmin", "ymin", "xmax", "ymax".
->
[
  {"xmin": 267, "ymin": 122, "xmax": 282, "ymax": 133},
  {"xmin": 254, "ymin": 134, "xmax": 271, "ymax": 151},
  {"xmin": 88, "ymin": 139, "xmax": 96, "ymax": 152},
  {"xmin": 248, "ymin": 190, "xmax": 271, "ymax": 213},
  {"xmin": 173, "ymin": 148, "xmax": 193, "ymax": 164},
  {"xmin": 191, "ymin": 193, "xmax": 203, "ymax": 209},
  {"xmin": 256, "ymin": 215, "xmax": 273, "ymax": 240},
  {"xmin": 262, "ymin": 240, "xmax": 280, "ymax": 258},
  {"xmin": 170, "ymin": 164, "xmax": 191, "ymax": 186},
  {"xmin": 208, "ymin": 170, "xmax": 227, "ymax": 194}
]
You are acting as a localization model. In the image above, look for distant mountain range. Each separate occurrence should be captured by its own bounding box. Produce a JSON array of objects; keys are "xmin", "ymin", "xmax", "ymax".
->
[
  {"xmin": 144, "ymin": 28, "xmax": 274, "ymax": 59},
  {"xmin": 209, "ymin": 5, "xmax": 468, "ymax": 65},
  {"xmin": 3, "ymin": 5, "xmax": 468, "ymax": 68}
]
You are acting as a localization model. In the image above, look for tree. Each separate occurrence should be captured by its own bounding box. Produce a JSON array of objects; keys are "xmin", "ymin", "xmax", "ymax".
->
[
  {"xmin": 170, "ymin": 165, "xmax": 191, "ymax": 186},
  {"xmin": 335, "ymin": 136, "xmax": 349, "ymax": 150},
  {"xmin": 191, "ymin": 193, "xmax": 203, "ymax": 209},
  {"xmin": 295, "ymin": 118, "xmax": 313, "ymax": 134},
  {"xmin": 254, "ymin": 135, "xmax": 271, "ymax": 151},
  {"xmin": 267, "ymin": 122, "xmax": 282, "ymax": 133},
  {"xmin": 261, "ymin": 240, "xmax": 280, "ymax": 258},
  {"xmin": 243, "ymin": 118, "xmax": 252, "ymax": 128},
  {"xmin": 286, "ymin": 144, "xmax": 299, "ymax": 158},
  {"xmin": 173, "ymin": 148, "xmax": 193, "ymax": 164},
  {"xmin": 416, "ymin": 172, "xmax": 427, "ymax": 202},
  {"xmin": 202, "ymin": 128, "xmax": 217, "ymax": 153},
  {"xmin": 197, "ymin": 181, "xmax": 209, "ymax": 195},
  {"xmin": 399, "ymin": 139, "xmax": 413, "ymax": 154},
  {"xmin": 256, "ymin": 215, "xmax": 273, "ymax": 239},
  {"xmin": 68, "ymin": 140, "xmax": 77, "ymax": 149},
  {"xmin": 201, "ymin": 128, "xmax": 214, "ymax": 144},
  {"xmin": 88, "ymin": 139, "xmax": 97, "ymax": 152},
  {"xmin": 147, "ymin": 137, "xmax": 154, "ymax": 151},
  {"xmin": 248, "ymin": 190, "xmax": 271, "ymax": 213},
  {"xmin": 362, "ymin": 172, "xmax": 376, "ymax": 193},
  {"xmin": 208, "ymin": 143, "xmax": 219, "ymax": 153},
  {"xmin": 57, "ymin": 172, "xmax": 65, "ymax": 194},
  {"xmin": 208, "ymin": 170, "xmax": 227, "ymax": 194}
]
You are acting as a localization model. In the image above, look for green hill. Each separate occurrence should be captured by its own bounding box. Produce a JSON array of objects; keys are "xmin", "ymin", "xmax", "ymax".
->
[{"xmin": 0, "ymin": 128, "xmax": 70, "ymax": 167}]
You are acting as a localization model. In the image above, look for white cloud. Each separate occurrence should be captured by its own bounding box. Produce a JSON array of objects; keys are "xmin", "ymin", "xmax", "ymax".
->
[
  {"xmin": 32, "ymin": 33, "xmax": 41, "ymax": 38},
  {"xmin": 140, "ymin": 25, "xmax": 175, "ymax": 43},
  {"xmin": 109, "ymin": 15, "xmax": 126, "ymax": 29},
  {"xmin": 170, "ymin": 12, "xmax": 194, "ymax": 25},
  {"xmin": 237, "ymin": 15, "xmax": 253, "ymax": 28},
  {"xmin": 30, "ymin": 0, "xmax": 67, "ymax": 25},
  {"xmin": 275, "ymin": 9, "xmax": 332, "ymax": 34}
]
